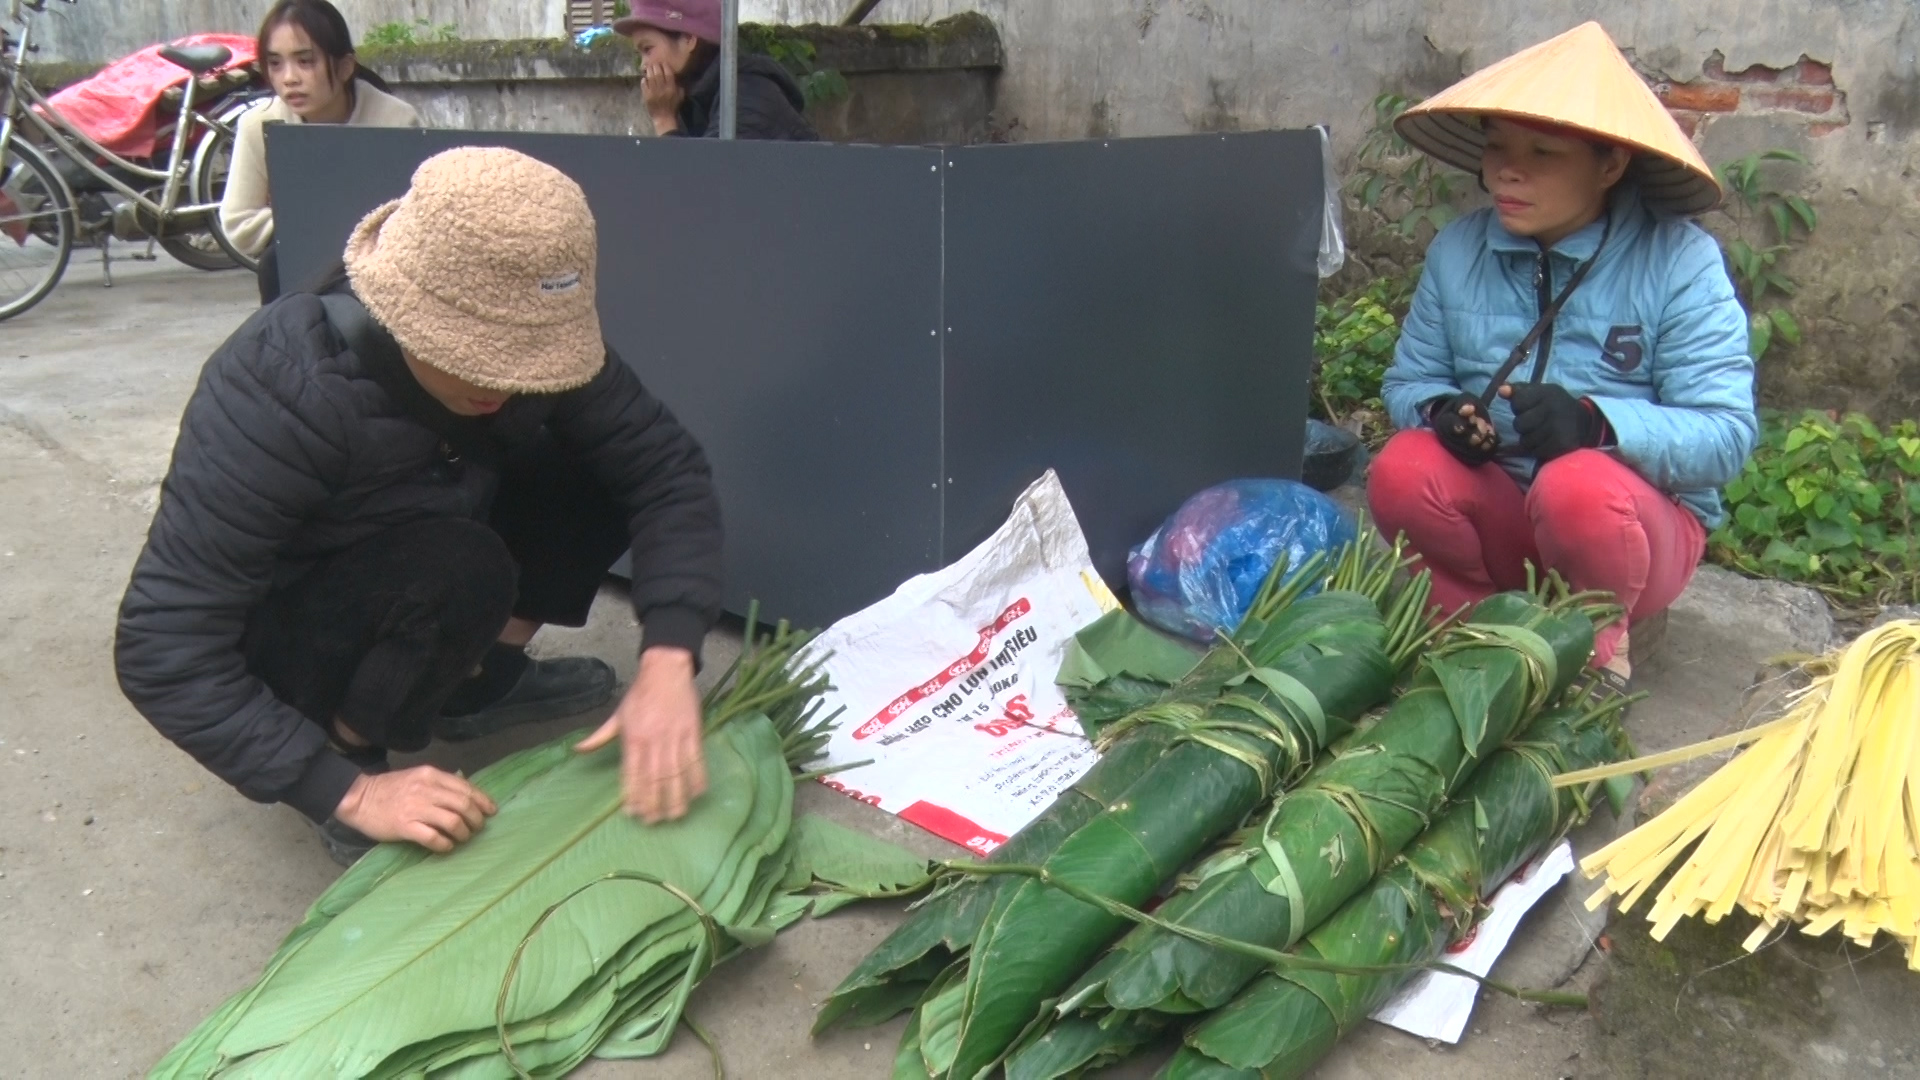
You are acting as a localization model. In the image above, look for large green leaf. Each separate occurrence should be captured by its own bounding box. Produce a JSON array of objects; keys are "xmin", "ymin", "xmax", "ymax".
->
[
  {"xmin": 784, "ymin": 813, "xmax": 935, "ymax": 917},
  {"xmin": 166, "ymin": 718, "xmax": 793, "ymax": 1079},
  {"xmin": 149, "ymin": 736, "xmax": 588, "ymax": 1078},
  {"xmin": 155, "ymin": 621, "xmax": 899, "ymax": 1079},
  {"xmin": 1054, "ymin": 609, "xmax": 1203, "ymax": 696},
  {"xmin": 1003, "ymin": 1011, "xmax": 1167, "ymax": 1080}
]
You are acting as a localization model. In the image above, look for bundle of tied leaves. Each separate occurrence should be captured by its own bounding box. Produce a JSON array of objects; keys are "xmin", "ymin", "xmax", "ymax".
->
[
  {"xmin": 808, "ymin": 609, "xmax": 1214, "ymax": 1033},
  {"xmin": 1003, "ymin": 580, "xmax": 1611, "ymax": 1079},
  {"xmin": 151, "ymin": 619, "xmax": 931, "ymax": 1079},
  {"xmin": 1576, "ymin": 618, "xmax": 1920, "ymax": 967},
  {"xmin": 825, "ymin": 532, "xmax": 1446, "ymax": 1079},
  {"xmin": 1159, "ymin": 690, "xmax": 1633, "ymax": 1079}
]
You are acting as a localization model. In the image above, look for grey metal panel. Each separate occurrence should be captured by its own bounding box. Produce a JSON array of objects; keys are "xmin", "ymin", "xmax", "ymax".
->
[
  {"xmin": 939, "ymin": 131, "xmax": 1322, "ymax": 587},
  {"xmin": 268, "ymin": 126, "xmax": 946, "ymax": 627},
  {"xmin": 268, "ymin": 126, "xmax": 1324, "ymax": 625}
]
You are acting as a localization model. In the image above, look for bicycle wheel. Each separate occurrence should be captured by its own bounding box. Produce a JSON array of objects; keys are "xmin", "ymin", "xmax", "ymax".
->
[
  {"xmin": 0, "ymin": 139, "xmax": 75, "ymax": 322},
  {"xmin": 158, "ymin": 228, "xmax": 238, "ymax": 272},
  {"xmin": 192, "ymin": 95, "xmax": 265, "ymax": 273}
]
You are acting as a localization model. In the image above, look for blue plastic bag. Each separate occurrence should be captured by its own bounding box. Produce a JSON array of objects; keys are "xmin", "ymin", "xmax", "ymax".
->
[{"xmin": 1127, "ymin": 479, "xmax": 1357, "ymax": 643}]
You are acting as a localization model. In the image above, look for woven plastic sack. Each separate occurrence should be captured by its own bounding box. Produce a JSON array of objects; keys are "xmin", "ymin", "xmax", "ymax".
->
[{"xmin": 1127, "ymin": 479, "xmax": 1356, "ymax": 642}]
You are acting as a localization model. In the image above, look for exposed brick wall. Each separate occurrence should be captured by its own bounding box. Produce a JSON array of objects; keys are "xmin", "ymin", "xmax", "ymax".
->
[{"xmin": 1650, "ymin": 52, "xmax": 1851, "ymax": 141}]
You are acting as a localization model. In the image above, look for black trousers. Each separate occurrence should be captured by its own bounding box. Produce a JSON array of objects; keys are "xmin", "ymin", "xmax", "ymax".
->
[
  {"xmin": 256, "ymin": 241, "xmax": 281, "ymax": 306},
  {"xmin": 240, "ymin": 439, "xmax": 629, "ymax": 752}
]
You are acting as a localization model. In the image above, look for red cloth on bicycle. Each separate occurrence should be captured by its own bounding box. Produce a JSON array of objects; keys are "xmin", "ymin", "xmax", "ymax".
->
[
  {"xmin": 37, "ymin": 34, "xmax": 255, "ymax": 159},
  {"xmin": 0, "ymin": 191, "xmax": 25, "ymax": 245},
  {"xmin": 1367, "ymin": 429, "xmax": 1705, "ymax": 667}
]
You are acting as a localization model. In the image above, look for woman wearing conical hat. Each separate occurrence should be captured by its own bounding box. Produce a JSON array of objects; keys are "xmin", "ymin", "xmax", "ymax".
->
[{"xmin": 1368, "ymin": 22, "xmax": 1758, "ymax": 692}]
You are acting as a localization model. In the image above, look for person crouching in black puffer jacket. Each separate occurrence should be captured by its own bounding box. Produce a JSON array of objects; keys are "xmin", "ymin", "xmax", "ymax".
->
[{"xmin": 116, "ymin": 147, "xmax": 724, "ymax": 867}]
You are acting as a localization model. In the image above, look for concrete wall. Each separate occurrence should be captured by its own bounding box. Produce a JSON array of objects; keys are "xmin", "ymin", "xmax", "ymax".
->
[
  {"xmin": 27, "ymin": 18, "xmax": 1003, "ymax": 147},
  {"xmin": 21, "ymin": 1, "xmax": 563, "ymax": 63},
  {"xmin": 357, "ymin": 20, "xmax": 1001, "ymax": 144},
  {"xmin": 380, "ymin": 63, "xmax": 995, "ymax": 146},
  {"xmin": 743, "ymin": 0, "xmax": 1920, "ymax": 420},
  {"xmin": 29, "ymin": 0, "xmax": 1920, "ymax": 416}
]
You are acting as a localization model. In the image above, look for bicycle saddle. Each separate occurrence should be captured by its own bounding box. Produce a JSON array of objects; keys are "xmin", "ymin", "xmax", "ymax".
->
[{"xmin": 159, "ymin": 44, "xmax": 233, "ymax": 74}]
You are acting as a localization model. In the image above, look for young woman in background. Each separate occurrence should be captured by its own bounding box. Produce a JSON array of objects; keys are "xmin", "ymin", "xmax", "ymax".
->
[{"xmin": 219, "ymin": 0, "xmax": 420, "ymax": 304}]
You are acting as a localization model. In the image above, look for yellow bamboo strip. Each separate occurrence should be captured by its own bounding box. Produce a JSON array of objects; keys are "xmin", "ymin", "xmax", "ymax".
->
[
  {"xmin": 1579, "ymin": 621, "xmax": 1920, "ymax": 967},
  {"xmin": 1552, "ymin": 714, "xmax": 1801, "ymax": 788}
]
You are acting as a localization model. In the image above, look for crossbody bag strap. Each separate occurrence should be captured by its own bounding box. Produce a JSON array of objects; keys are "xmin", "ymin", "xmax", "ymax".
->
[{"xmin": 1475, "ymin": 216, "xmax": 1614, "ymax": 408}]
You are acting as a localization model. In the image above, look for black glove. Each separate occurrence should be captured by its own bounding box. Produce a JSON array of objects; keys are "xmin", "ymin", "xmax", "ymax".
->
[
  {"xmin": 1426, "ymin": 392, "xmax": 1500, "ymax": 467},
  {"xmin": 1503, "ymin": 383, "xmax": 1604, "ymax": 463}
]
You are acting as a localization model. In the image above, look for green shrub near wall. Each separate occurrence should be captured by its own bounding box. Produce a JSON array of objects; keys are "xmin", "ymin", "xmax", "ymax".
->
[{"xmin": 1711, "ymin": 412, "xmax": 1920, "ymax": 605}]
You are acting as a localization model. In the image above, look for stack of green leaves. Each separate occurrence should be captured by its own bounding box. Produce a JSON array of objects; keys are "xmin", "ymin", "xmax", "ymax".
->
[
  {"xmin": 1160, "ymin": 692, "xmax": 1629, "ymax": 1079},
  {"xmin": 151, "ymin": 621, "xmax": 930, "ymax": 1080},
  {"xmin": 1053, "ymin": 589, "xmax": 1595, "ymax": 1037},
  {"xmin": 879, "ymin": 539, "xmax": 1441, "ymax": 1079}
]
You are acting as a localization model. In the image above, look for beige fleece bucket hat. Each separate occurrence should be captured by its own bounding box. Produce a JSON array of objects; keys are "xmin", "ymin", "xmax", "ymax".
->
[
  {"xmin": 1396, "ymin": 22, "xmax": 1723, "ymax": 216},
  {"xmin": 345, "ymin": 146, "xmax": 605, "ymax": 394}
]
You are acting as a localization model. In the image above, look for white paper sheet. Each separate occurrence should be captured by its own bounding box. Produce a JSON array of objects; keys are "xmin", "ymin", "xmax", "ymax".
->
[
  {"xmin": 811, "ymin": 471, "xmax": 1118, "ymax": 853},
  {"xmin": 1370, "ymin": 840, "xmax": 1577, "ymax": 1043}
]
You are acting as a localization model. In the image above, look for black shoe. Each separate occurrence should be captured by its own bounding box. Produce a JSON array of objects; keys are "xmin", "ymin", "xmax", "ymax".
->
[
  {"xmin": 1587, "ymin": 664, "xmax": 1635, "ymax": 723},
  {"xmin": 435, "ymin": 656, "xmax": 617, "ymax": 742},
  {"xmin": 309, "ymin": 814, "xmax": 378, "ymax": 867},
  {"xmin": 331, "ymin": 740, "xmax": 391, "ymax": 774},
  {"xmin": 308, "ymin": 740, "xmax": 388, "ymax": 866}
]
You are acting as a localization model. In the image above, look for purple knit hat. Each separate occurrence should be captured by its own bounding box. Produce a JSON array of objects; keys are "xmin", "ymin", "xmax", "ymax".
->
[{"xmin": 612, "ymin": 0, "xmax": 722, "ymax": 44}]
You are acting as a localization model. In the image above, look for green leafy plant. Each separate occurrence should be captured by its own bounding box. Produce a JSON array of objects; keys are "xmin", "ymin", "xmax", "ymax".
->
[
  {"xmin": 363, "ymin": 18, "xmax": 458, "ymax": 46},
  {"xmin": 1712, "ymin": 149, "xmax": 1816, "ymax": 360},
  {"xmin": 738, "ymin": 30, "xmax": 851, "ymax": 107},
  {"xmin": 613, "ymin": 0, "xmax": 632, "ymax": 17},
  {"xmin": 1710, "ymin": 409, "xmax": 1920, "ymax": 605},
  {"xmin": 1349, "ymin": 94, "xmax": 1463, "ymax": 239},
  {"xmin": 1311, "ymin": 271, "xmax": 1416, "ymax": 445}
]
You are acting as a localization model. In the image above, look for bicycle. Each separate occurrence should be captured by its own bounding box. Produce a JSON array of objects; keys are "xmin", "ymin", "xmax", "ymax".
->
[{"xmin": 0, "ymin": 0, "xmax": 266, "ymax": 321}]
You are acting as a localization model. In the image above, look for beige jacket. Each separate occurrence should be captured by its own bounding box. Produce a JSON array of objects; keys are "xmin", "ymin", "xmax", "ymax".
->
[{"xmin": 218, "ymin": 82, "xmax": 421, "ymax": 258}]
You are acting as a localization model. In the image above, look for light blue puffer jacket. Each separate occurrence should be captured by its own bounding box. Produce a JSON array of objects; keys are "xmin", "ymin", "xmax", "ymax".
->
[{"xmin": 1382, "ymin": 187, "xmax": 1758, "ymax": 528}]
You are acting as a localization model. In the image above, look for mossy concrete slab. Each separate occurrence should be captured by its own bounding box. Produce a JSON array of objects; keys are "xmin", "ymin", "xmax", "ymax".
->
[{"xmin": 1589, "ymin": 910, "xmax": 1918, "ymax": 1078}]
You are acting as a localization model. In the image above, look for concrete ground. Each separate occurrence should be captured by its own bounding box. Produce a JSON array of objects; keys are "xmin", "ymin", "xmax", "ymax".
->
[{"xmin": 0, "ymin": 259, "xmax": 1909, "ymax": 1079}]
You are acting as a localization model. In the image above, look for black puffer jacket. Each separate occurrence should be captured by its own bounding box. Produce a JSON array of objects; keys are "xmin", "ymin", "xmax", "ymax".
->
[
  {"xmin": 670, "ymin": 53, "xmax": 820, "ymax": 142},
  {"xmin": 115, "ymin": 292, "xmax": 723, "ymax": 821}
]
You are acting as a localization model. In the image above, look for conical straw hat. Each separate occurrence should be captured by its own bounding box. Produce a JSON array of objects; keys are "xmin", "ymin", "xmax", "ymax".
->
[{"xmin": 1396, "ymin": 22, "xmax": 1722, "ymax": 216}]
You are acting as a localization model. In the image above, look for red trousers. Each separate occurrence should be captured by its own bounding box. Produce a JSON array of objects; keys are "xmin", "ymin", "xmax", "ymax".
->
[{"xmin": 1366, "ymin": 431, "xmax": 1706, "ymax": 667}]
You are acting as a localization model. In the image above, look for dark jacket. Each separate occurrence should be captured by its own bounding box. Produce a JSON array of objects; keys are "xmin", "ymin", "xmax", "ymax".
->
[
  {"xmin": 669, "ymin": 53, "xmax": 820, "ymax": 142},
  {"xmin": 115, "ymin": 292, "xmax": 724, "ymax": 821}
]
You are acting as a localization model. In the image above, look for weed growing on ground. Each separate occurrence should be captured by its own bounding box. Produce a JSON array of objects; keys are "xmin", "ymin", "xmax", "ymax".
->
[
  {"xmin": 1312, "ymin": 272, "xmax": 1416, "ymax": 446},
  {"xmin": 1710, "ymin": 410, "xmax": 1920, "ymax": 605},
  {"xmin": 1711, "ymin": 150, "xmax": 1817, "ymax": 361}
]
